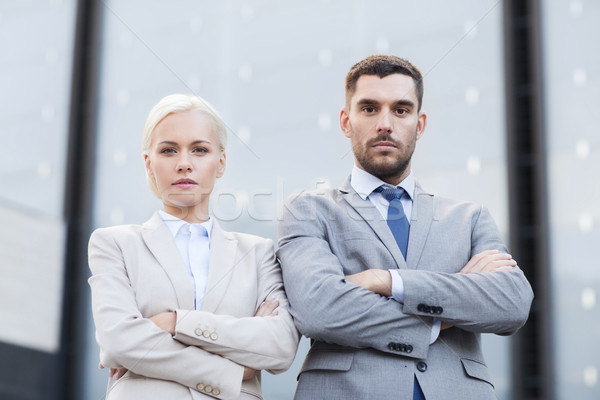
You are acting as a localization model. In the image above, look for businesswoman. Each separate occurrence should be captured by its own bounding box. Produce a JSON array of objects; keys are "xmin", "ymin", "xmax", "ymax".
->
[{"xmin": 88, "ymin": 94, "xmax": 299, "ymax": 400}]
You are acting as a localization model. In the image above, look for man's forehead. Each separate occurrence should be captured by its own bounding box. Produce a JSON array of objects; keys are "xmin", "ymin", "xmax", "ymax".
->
[{"xmin": 352, "ymin": 73, "xmax": 418, "ymax": 102}]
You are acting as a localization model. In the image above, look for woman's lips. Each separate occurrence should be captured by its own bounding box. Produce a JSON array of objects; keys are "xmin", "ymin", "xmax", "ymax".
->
[{"xmin": 173, "ymin": 179, "xmax": 197, "ymax": 188}]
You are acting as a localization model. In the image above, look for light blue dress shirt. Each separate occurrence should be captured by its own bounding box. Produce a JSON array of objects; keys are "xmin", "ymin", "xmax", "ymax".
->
[{"xmin": 159, "ymin": 210, "xmax": 212, "ymax": 310}]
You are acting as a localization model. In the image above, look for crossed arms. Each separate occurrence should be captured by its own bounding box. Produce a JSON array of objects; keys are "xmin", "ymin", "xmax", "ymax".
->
[{"xmin": 277, "ymin": 193, "xmax": 534, "ymax": 359}]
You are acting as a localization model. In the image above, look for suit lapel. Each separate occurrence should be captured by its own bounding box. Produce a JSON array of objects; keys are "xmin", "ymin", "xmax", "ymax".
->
[
  {"xmin": 406, "ymin": 183, "xmax": 435, "ymax": 268},
  {"xmin": 201, "ymin": 221, "xmax": 237, "ymax": 313},
  {"xmin": 339, "ymin": 177, "xmax": 407, "ymax": 269},
  {"xmin": 141, "ymin": 212, "xmax": 195, "ymax": 309}
]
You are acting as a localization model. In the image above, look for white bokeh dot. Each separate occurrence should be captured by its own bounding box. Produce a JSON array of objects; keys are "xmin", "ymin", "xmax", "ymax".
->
[
  {"xmin": 581, "ymin": 288, "xmax": 596, "ymax": 310},
  {"xmin": 110, "ymin": 209, "xmax": 125, "ymax": 225},
  {"xmin": 578, "ymin": 213, "xmax": 593, "ymax": 233},
  {"xmin": 239, "ymin": 64, "xmax": 253, "ymax": 82},
  {"xmin": 189, "ymin": 16, "xmax": 203, "ymax": 32},
  {"xmin": 376, "ymin": 37, "xmax": 390, "ymax": 53},
  {"xmin": 575, "ymin": 139, "xmax": 590, "ymax": 159},
  {"xmin": 464, "ymin": 20, "xmax": 479, "ymax": 38},
  {"xmin": 186, "ymin": 75, "xmax": 201, "ymax": 92},
  {"xmin": 318, "ymin": 113, "xmax": 332, "ymax": 132},
  {"xmin": 116, "ymin": 89, "xmax": 130, "ymax": 107},
  {"xmin": 467, "ymin": 156, "xmax": 481, "ymax": 175},
  {"xmin": 119, "ymin": 31, "xmax": 133, "ymax": 48},
  {"xmin": 240, "ymin": 5, "xmax": 254, "ymax": 21},
  {"xmin": 465, "ymin": 87, "xmax": 480, "ymax": 106},
  {"xmin": 45, "ymin": 48, "xmax": 58, "ymax": 65},
  {"xmin": 319, "ymin": 49, "xmax": 333, "ymax": 67},
  {"xmin": 584, "ymin": 365, "xmax": 598, "ymax": 387},
  {"xmin": 41, "ymin": 104, "xmax": 55, "ymax": 122},
  {"xmin": 37, "ymin": 162, "xmax": 52, "ymax": 179},
  {"xmin": 237, "ymin": 126, "xmax": 252, "ymax": 144},
  {"xmin": 113, "ymin": 149, "xmax": 127, "ymax": 166},
  {"xmin": 573, "ymin": 68, "xmax": 587, "ymax": 87},
  {"xmin": 570, "ymin": 0, "xmax": 584, "ymax": 17}
]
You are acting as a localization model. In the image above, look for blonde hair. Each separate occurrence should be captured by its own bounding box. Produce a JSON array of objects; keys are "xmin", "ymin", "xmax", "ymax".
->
[{"xmin": 142, "ymin": 94, "xmax": 228, "ymax": 198}]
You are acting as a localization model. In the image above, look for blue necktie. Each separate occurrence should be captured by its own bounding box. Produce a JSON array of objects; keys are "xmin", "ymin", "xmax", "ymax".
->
[
  {"xmin": 377, "ymin": 186, "xmax": 410, "ymax": 259},
  {"xmin": 376, "ymin": 186, "xmax": 425, "ymax": 400}
]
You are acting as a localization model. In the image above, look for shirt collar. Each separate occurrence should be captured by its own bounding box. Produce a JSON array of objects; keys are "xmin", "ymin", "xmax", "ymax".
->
[
  {"xmin": 350, "ymin": 164, "xmax": 415, "ymax": 201},
  {"xmin": 158, "ymin": 210, "xmax": 214, "ymax": 239}
]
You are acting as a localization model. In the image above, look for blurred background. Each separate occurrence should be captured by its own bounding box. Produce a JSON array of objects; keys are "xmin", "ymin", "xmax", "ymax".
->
[{"xmin": 0, "ymin": 0, "xmax": 598, "ymax": 399}]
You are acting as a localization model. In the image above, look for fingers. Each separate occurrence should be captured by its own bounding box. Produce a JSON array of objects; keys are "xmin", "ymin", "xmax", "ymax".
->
[
  {"xmin": 461, "ymin": 250, "xmax": 517, "ymax": 274},
  {"xmin": 109, "ymin": 368, "xmax": 128, "ymax": 380},
  {"xmin": 255, "ymin": 297, "xmax": 279, "ymax": 317}
]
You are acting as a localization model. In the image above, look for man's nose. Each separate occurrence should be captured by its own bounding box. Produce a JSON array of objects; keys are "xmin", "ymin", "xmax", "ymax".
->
[{"xmin": 376, "ymin": 112, "xmax": 392, "ymax": 134}]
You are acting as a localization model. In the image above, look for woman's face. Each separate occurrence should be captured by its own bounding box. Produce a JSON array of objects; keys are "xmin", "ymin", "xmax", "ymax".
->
[{"xmin": 145, "ymin": 109, "xmax": 226, "ymax": 220}]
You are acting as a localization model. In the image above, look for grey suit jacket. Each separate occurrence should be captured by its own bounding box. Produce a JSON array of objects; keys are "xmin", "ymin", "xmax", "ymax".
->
[
  {"xmin": 277, "ymin": 177, "xmax": 533, "ymax": 400},
  {"xmin": 88, "ymin": 212, "xmax": 299, "ymax": 400}
]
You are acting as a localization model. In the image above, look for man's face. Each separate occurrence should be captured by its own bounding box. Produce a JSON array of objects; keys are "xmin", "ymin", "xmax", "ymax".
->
[{"xmin": 340, "ymin": 73, "xmax": 426, "ymax": 184}]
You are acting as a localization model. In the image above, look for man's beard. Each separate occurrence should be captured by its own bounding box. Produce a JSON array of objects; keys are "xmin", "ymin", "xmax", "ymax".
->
[{"xmin": 352, "ymin": 131, "xmax": 416, "ymax": 181}]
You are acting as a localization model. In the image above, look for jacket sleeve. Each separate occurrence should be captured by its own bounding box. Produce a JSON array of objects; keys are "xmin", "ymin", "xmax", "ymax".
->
[
  {"xmin": 277, "ymin": 194, "xmax": 433, "ymax": 360},
  {"xmin": 399, "ymin": 206, "xmax": 534, "ymax": 335},
  {"xmin": 173, "ymin": 239, "xmax": 300, "ymax": 373},
  {"xmin": 88, "ymin": 228, "xmax": 244, "ymax": 399}
]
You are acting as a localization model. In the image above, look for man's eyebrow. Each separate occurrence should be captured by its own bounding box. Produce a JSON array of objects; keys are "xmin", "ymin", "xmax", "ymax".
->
[
  {"xmin": 393, "ymin": 99, "xmax": 415, "ymax": 108},
  {"xmin": 355, "ymin": 98, "xmax": 416, "ymax": 108},
  {"xmin": 356, "ymin": 98, "xmax": 380, "ymax": 106}
]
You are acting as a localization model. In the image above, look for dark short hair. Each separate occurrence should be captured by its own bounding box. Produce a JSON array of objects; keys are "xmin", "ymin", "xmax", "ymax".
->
[{"xmin": 345, "ymin": 55, "xmax": 424, "ymax": 111}]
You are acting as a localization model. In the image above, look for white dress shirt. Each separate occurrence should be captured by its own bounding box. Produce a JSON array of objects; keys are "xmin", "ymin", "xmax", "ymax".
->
[
  {"xmin": 159, "ymin": 210, "xmax": 212, "ymax": 310},
  {"xmin": 350, "ymin": 165, "xmax": 441, "ymax": 343}
]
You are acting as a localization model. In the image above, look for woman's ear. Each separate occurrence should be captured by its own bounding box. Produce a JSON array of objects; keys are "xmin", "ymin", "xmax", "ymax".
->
[
  {"xmin": 144, "ymin": 154, "xmax": 154, "ymax": 178},
  {"xmin": 216, "ymin": 152, "xmax": 226, "ymax": 178}
]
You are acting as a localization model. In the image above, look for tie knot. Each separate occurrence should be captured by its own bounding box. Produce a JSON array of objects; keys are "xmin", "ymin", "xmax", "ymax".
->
[
  {"xmin": 190, "ymin": 224, "xmax": 208, "ymax": 237},
  {"xmin": 375, "ymin": 185, "xmax": 406, "ymax": 202}
]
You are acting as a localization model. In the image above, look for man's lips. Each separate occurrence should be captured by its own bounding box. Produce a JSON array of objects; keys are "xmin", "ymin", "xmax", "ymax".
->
[{"xmin": 372, "ymin": 141, "xmax": 398, "ymax": 151}]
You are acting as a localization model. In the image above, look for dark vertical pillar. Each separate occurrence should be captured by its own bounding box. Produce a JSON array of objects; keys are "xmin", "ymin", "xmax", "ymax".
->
[
  {"xmin": 503, "ymin": 1, "xmax": 553, "ymax": 399},
  {"xmin": 60, "ymin": 0, "xmax": 103, "ymax": 399}
]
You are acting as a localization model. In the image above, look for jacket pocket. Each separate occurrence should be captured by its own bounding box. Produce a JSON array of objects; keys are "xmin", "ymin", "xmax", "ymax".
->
[
  {"xmin": 299, "ymin": 351, "xmax": 354, "ymax": 378},
  {"xmin": 461, "ymin": 358, "xmax": 494, "ymax": 388}
]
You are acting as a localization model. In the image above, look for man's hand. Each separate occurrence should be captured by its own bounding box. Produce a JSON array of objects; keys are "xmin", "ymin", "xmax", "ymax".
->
[
  {"xmin": 150, "ymin": 311, "xmax": 177, "ymax": 336},
  {"xmin": 345, "ymin": 269, "xmax": 392, "ymax": 297},
  {"xmin": 460, "ymin": 250, "xmax": 517, "ymax": 274}
]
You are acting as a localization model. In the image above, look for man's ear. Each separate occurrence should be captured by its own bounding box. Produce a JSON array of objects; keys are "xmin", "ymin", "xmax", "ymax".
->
[
  {"xmin": 416, "ymin": 112, "xmax": 427, "ymax": 140},
  {"xmin": 340, "ymin": 107, "xmax": 352, "ymax": 138}
]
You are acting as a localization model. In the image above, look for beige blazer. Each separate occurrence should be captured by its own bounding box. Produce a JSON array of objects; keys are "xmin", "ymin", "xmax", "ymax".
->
[{"xmin": 88, "ymin": 212, "xmax": 300, "ymax": 400}]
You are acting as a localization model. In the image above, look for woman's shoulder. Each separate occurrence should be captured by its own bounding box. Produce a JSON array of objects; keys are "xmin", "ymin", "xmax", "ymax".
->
[{"xmin": 89, "ymin": 223, "xmax": 146, "ymax": 245}]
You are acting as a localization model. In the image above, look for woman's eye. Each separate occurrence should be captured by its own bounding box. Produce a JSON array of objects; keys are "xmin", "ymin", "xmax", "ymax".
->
[
  {"xmin": 193, "ymin": 147, "xmax": 208, "ymax": 153},
  {"xmin": 160, "ymin": 148, "xmax": 175, "ymax": 154}
]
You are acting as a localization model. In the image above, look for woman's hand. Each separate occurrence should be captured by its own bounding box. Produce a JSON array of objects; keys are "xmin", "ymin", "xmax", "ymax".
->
[
  {"xmin": 241, "ymin": 298, "xmax": 280, "ymax": 380},
  {"xmin": 99, "ymin": 363, "xmax": 128, "ymax": 380},
  {"xmin": 150, "ymin": 311, "xmax": 177, "ymax": 336}
]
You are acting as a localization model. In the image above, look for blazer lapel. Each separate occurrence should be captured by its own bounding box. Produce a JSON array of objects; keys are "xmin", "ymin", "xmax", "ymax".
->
[
  {"xmin": 406, "ymin": 183, "xmax": 435, "ymax": 268},
  {"xmin": 339, "ymin": 177, "xmax": 407, "ymax": 269},
  {"xmin": 201, "ymin": 221, "xmax": 237, "ymax": 313},
  {"xmin": 141, "ymin": 212, "xmax": 195, "ymax": 309}
]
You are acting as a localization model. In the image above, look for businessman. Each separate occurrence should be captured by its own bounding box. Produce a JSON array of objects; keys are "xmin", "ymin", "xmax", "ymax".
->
[{"xmin": 277, "ymin": 55, "xmax": 533, "ymax": 399}]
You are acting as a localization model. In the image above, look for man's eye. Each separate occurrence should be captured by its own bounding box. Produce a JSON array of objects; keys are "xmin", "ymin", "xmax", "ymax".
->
[
  {"xmin": 363, "ymin": 107, "xmax": 376, "ymax": 113},
  {"xmin": 395, "ymin": 109, "xmax": 408, "ymax": 115}
]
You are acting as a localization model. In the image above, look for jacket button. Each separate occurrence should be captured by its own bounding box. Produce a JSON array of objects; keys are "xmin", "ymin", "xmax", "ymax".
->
[
  {"xmin": 417, "ymin": 304, "xmax": 425, "ymax": 312},
  {"xmin": 212, "ymin": 388, "xmax": 221, "ymax": 395},
  {"xmin": 436, "ymin": 306, "xmax": 443, "ymax": 314},
  {"xmin": 417, "ymin": 361, "xmax": 428, "ymax": 372},
  {"xmin": 406, "ymin": 345, "xmax": 413, "ymax": 353},
  {"xmin": 194, "ymin": 328, "xmax": 203, "ymax": 336},
  {"xmin": 196, "ymin": 383, "xmax": 205, "ymax": 391},
  {"xmin": 210, "ymin": 332, "xmax": 218, "ymax": 341},
  {"xmin": 204, "ymin": 385, "xmax": 213, "ymax": 393},
  {"xmin": 202, "ymin": 330, "xmax": 210, "ymax": 338}
]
